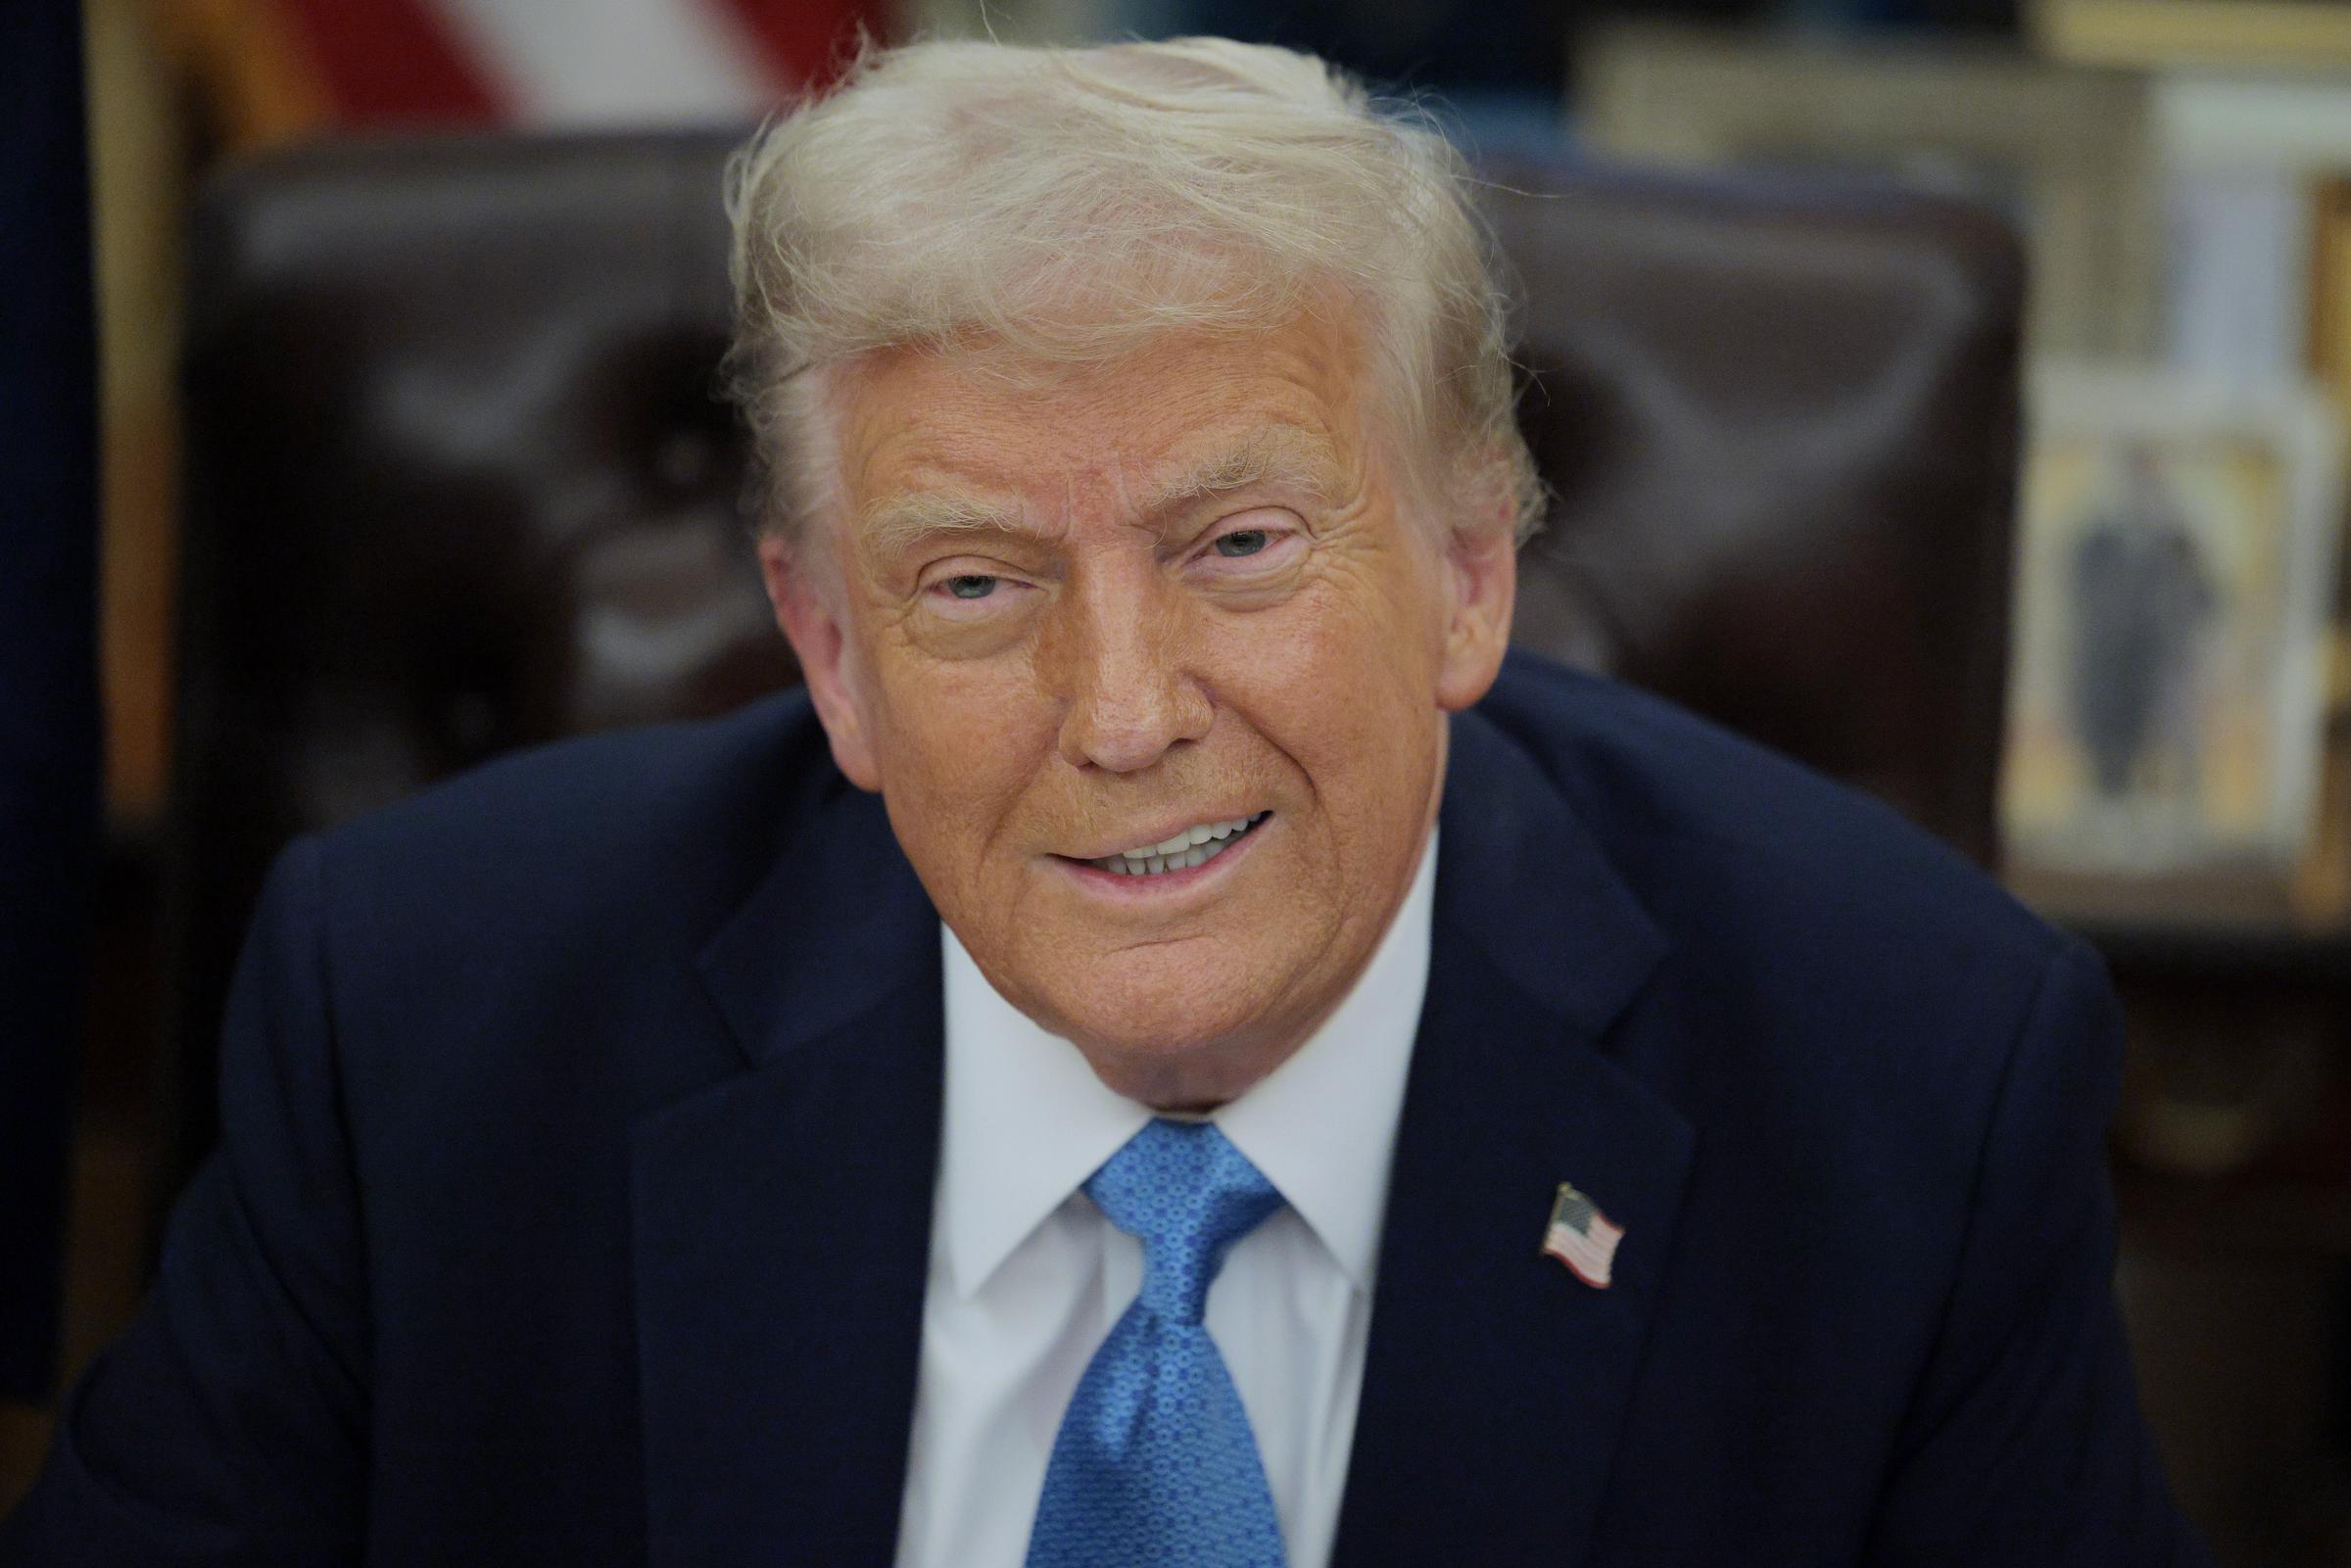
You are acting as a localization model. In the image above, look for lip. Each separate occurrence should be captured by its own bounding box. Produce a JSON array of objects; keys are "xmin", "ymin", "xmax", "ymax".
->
[
  {"xmin": 1051, "ymin": 812, "xmax": 1271, "ymax": 901},
  {"xmin": 1060, "ymin": 810, "xmax": 1271, "ymax": 865}
]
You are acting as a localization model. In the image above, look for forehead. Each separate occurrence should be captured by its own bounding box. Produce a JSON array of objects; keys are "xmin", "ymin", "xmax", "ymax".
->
[{"xmin": 827, "ymin": 312, "xmax": 1370, "ymax": 529}]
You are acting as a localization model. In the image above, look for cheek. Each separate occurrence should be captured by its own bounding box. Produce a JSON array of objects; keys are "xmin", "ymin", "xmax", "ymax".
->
[
  {"xmin": 867, "ymin": 648, "xmax": 1057, "ymax": 877},
  {"xmin": 1205, "ymin": 567, "xmax": 1446, "ymax": 830},
  {"xmin": 1263, "ymin": 551, "xmax": 1446, "ymax": 717}
]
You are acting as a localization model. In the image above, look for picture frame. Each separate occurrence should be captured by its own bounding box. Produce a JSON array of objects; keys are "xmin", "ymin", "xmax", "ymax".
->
[
  {"xmin": 1575, "ymin": 24, "xmax": 2162, "ymax": 359},
  {"xmin": 2001, "ymin": 364, "xmax": 2344, "ymax": 900},
  {"xmin": 2033, "ymin": 0, "xmax": 2351, "ymax": 75},
  {"xmin": 2153, "ymin": 72, "xmax": 2351, "ymax": 382},
  {"xmin": 2307, "ymin": 177, "xmax": 2351, "ymax": 412}
]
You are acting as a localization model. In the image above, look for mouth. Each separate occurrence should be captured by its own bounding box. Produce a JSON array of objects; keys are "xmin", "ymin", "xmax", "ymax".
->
[{"xmin": 1058, "ymin": 811, "xmax": 1271, "ymax": 879}]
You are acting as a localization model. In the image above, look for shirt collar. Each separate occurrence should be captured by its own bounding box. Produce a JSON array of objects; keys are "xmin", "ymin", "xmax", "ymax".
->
[{"xmin": 936, "ymin": 828, "xmax": 1437, "ymax": 1300}]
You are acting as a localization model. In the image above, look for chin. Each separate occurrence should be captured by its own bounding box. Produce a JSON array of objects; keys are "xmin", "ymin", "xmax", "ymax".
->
[
  {"xmin": 1076, "ymin": 1034, "xmax": 1272, "ymax": 1112},
  {"xmin": 1046, "ymin": 964, "xmax": 1295, "ymax": 1105}
]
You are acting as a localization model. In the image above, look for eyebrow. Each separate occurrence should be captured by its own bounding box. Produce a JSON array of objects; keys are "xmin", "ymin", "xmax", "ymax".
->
[
  {"xmin": 1138, "ymin": 428, "xmax": 1341, "ymax": 517},
  {"xmin": 854, "ymin": 427, "xmax": 1342, "ymax": 562},
  {"xmin": 856, "ymin": 492, "xmax": 1025, "ymax": 561}
]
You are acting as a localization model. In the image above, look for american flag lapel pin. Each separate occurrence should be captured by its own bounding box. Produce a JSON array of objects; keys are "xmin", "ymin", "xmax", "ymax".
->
[{"xmin": 1542, "ymin": 1181, "xmax": 1624, "ymax": 1289}]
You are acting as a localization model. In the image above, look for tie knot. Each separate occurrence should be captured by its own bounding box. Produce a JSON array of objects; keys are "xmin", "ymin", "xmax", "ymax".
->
[{"xmin": 1084, "ymin": 1118, "xmax": 1283, "ymax": 1325}]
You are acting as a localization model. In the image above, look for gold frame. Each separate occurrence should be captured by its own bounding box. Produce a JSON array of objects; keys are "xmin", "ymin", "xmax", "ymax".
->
[{"xmin": 1577, "ymin": 23, "xmax": 2161, "ymax": 360}]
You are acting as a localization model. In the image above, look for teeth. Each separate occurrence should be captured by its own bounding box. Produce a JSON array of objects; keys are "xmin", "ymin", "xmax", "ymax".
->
[{"xmin": 1088, "ymin": 812, "xmax": 1266, "ymax": 878}]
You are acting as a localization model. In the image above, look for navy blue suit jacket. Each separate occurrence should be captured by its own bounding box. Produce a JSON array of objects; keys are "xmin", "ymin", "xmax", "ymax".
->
[{"xmin": 3, "ymin": 653, "xmax": 2208, "ymax": 1564}]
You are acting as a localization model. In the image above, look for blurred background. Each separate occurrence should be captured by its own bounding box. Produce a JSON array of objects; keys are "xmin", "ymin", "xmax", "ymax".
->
[{"xmin": 10, "ymin": 0, "xmax": 2351, "ymax": 1561}]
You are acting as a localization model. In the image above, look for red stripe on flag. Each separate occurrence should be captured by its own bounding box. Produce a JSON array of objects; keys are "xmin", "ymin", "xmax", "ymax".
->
[
  {"xmin": 274, "ymin": 0, "xmax": 508, "ymax": 125},
  {"xmin": 702, "ymin": 0, "xmax": 879, "ymax": 92}
]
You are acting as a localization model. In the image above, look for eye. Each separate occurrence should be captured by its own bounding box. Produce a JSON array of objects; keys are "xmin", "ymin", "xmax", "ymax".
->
[
  {"xmin": 920, "ymin": 566, "xmax": 1035, "ymax": 619},
  {"xmin": 1191, "ymin": 514, "xmax": 1303, "ymax": 580}
]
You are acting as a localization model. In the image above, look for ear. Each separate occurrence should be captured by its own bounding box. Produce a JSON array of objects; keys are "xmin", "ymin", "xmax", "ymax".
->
[
  {"xmin": 757, "ymin": 532, "xmax": 884, "ymax": 791},
  {"xmin": 1432, "ymin": 520, "xmax": 1517, "ymax": 713}
]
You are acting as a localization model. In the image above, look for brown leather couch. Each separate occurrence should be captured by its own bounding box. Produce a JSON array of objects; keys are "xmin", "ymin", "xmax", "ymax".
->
[{"xmin": 161, "ymin": 130, "xmax": 2024, "ymax": 1203}]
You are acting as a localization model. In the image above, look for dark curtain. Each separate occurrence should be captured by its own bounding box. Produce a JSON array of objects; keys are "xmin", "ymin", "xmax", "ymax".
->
[{"xmin": 0, "ymin": 0, "xmax": 100, "ymax": 1402}]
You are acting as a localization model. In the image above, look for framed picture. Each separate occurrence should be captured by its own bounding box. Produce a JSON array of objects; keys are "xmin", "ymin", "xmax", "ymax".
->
[
  {"xmin": 2034, "ymin": 0, "xmax": 2351, "ymax": 74},
  {"xmin": 2308, "ymin": 177, "xmax": 2351, "ymax": 411},
  {"xmin": 2153, "ymin": 73, "xmax": 2351, "ymax": 384},
  {"xmin": 1575, "ymin": 24, "xmax": 2161, "ymax": 358},
  {"xmin": 2001, "ymin": 365, "xmax": 2344, "ymax": 889}
]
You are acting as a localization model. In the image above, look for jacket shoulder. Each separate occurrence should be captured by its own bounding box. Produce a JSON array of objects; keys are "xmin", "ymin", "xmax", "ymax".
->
[
  {"xmin": 313, "ymin": 688, "xmax": 838, "ymax": 951},
  {"xmin": 1478, "ymin": 651, "xmax": 2065, "ymax": 982}
]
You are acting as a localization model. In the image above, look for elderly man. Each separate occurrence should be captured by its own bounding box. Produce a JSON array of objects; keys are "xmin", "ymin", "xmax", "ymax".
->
[{"xmin": 3, "ymin": 36, "xmax": 2205, "ymax": 1568}]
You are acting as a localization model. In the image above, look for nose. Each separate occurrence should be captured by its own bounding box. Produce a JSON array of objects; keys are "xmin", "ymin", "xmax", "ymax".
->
[{"xmin": 1052, "ymin": 562, "xmax": 1214, "ymax": 773}]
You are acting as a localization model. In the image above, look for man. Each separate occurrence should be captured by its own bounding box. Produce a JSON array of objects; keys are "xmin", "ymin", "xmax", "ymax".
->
[{"xmin": 3, "ymin": 36, "xmax": 2206, "ymax": 1567}]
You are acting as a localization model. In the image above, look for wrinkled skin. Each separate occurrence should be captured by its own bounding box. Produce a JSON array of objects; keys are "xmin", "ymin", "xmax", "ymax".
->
[{"xmin": 759, "ymin": 311, "xmax": 1514, "ymax": 1110}]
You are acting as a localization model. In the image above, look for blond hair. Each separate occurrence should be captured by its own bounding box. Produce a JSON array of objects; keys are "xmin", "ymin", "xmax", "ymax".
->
[{"xmin": 723, "ymin": 36, "xmax": 1540, "ymax": 549}]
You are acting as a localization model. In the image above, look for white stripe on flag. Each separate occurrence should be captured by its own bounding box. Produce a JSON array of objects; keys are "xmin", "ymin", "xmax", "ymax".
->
[
  {"xmin": 431, "ymin": 0, "xmax": 784, "ymax": 125},
  {"xmin": 1545, "ymin": 1216, "xmax": 1622, "ymax": 1286}
]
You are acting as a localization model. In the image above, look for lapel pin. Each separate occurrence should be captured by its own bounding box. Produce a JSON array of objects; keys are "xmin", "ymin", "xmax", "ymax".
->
[{"xmin": 1542, "ymin": 1181, "xmax": 1623, "ymax": 1289}]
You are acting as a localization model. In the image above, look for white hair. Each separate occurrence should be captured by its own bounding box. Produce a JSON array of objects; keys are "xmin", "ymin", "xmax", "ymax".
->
[{"xmin": 723, "ymin": 36, "xmax": 1541, "ymax": 551}]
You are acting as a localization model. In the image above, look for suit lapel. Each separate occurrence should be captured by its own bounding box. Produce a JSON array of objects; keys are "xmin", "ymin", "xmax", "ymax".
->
[
  {"xmin": 1331, "ymin": 709, "xmax": 1697, "ymax": 1568},
  {"xmin": 633, "ymin": 776, "xmax": 942, "ymax": 1566}
]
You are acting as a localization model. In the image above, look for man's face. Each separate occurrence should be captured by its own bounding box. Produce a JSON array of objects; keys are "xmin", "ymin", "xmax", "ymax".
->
[{"xmin": 760, "ymin": 311, "xmax": 1514, "ymax": 1108}]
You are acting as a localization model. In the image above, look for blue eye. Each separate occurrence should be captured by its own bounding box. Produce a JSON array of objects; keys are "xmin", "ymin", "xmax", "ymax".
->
[
  {"xmin": 944, "ymin": 575, "xmax": 997, "ymax": 599},
  {"xmin": 1213, "ymin": 530, "xmax": 1270, "ymax": 558}
]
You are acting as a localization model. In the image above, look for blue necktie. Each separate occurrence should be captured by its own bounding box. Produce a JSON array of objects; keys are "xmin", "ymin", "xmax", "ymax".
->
[{"xmin": 1024, "ymin": 1117, "xmax": 1290, "ymax": 1568}]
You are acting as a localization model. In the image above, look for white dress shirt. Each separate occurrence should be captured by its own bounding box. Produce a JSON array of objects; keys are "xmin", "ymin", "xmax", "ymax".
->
[{"xmin": 891, "ymin": 830, "xmax": 1437, "ymax": 1568}]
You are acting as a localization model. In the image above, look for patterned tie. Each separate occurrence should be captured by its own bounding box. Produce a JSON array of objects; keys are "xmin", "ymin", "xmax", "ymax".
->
[{"xmin": 1024, "ymin": 1117, "xmax": 1290, "ymax": 1568}]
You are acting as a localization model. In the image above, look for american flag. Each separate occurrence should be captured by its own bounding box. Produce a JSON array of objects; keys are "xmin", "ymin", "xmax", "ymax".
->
[
  {"xmin": 165, "ymin": 0, "xmax": 877, "ymax": 151},
  {"xmin": 1542, "ymin": 1182, "xmax": 1623, "ymax": 1289}
]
